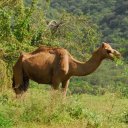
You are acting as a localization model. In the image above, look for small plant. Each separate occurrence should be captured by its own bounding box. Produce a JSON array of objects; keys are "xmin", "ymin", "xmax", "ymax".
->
[
  {"xmin": 0, "ymin": 114, "xmax": 13, "ymax": 128},
  {"xmin": 0, "ymin": 59, "xmax": 8, "ymax": 92},
  {"xmin": 120, "ymin": 111, "xmax": 128, "ymax": 124}
]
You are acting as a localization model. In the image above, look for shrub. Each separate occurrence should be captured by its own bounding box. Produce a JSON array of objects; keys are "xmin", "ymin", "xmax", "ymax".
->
[
  {"xmin": 120, "ymin": 111, "xmax": 128, "ymax": 124},
  {"xmin": 0, "ymin": 113, "xmax": 13, "ymax": 128},
  {"xmin": 19, "ymin": 89, "xmax": 102, "ymax": 127},
  {"xmin": 0, "ymin": 59, "xmax": 8, "ymax": 92}
]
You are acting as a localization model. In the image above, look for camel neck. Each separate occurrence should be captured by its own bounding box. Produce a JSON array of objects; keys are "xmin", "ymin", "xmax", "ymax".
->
[{"xmin": 70, "ymin": 51, "xmax": 103, "ymax": 76}]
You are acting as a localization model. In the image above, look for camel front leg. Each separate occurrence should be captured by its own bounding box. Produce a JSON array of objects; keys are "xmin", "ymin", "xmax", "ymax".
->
[
  {"xmin": 50, "ymin": 77, "xmax": 62, "ymax": 104},
  {"xmin": 62, "ymin": 79, "xmax": 70, "ymax": 97},
  {"xmin": 51, "ymin": 76, "xmax": 60, "ymax": 95},
  {"xmin": 52, "ymin": 76, "xmax": 60, "ymax": 90}
]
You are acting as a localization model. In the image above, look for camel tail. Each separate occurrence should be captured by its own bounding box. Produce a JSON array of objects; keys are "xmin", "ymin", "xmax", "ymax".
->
[{"xmin": 12, "ymin": 54, "xmax": 29, "ymax": 95}]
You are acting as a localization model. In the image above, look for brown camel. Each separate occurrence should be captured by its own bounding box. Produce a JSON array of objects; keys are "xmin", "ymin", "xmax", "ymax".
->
[{"xmin": 12, "ymin": 42, "xmax": 121, "ymax": 97}]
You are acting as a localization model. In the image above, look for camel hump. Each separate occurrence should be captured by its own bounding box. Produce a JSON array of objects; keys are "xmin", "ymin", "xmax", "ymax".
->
[{"xmin": 19, "ymin": 52, "xmax": 31, "ymax": 61}]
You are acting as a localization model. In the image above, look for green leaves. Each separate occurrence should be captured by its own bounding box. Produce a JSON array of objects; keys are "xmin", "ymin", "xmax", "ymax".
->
[
  {"xmin": 115, "ymin": 59, "xmax": 124, "ymax": 67},
  {"xmin": 0, "ymin": 9, "xmax": 12, "ymax": 39},
  {"xmin": 0, "ymin": 115, "xmax": 13, "ymax": 128}
]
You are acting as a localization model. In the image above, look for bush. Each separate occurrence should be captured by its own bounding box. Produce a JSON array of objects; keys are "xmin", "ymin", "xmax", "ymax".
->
[
  {"xmin": 0, "ymin": 59, "xmax": 8, "ymax": 92},
  {"xmin": 0, "ymin": 113, "xmax": 13, "ymax": 128},
  {"xmin": 120, "ymin": 111, "xmax": 128, "ymax": 124},
  {"xmin": 19, "ymin": 89, "xmax": 102, "ymax": 127}
]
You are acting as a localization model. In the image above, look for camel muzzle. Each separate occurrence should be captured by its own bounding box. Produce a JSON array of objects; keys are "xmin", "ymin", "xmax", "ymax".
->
[{"xmin": 113, "ymin": 50, "xmax": 121, "ymax": 59}]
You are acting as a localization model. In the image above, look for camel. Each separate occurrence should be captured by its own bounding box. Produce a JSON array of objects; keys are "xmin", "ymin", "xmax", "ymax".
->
[{"xmin": 12, "ymin": 42, "xmax": 121, "ymax": 97}]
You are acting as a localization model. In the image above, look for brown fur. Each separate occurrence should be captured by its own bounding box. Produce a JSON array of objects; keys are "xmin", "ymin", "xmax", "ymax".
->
[{"xmin": 12, "ymin": 42, "xmax": 121, "ymax": 96}]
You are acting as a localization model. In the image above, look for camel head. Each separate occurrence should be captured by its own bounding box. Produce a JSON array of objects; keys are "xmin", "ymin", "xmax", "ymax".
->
[{"xmin": 99, "ymin": 42, "xmax": 121, "ymax": 60}]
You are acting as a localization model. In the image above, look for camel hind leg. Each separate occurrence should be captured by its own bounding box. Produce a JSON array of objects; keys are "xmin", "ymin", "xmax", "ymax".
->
[{"xmin": 12, "ymin": 54, "xmax": 29, "ymax": 96}]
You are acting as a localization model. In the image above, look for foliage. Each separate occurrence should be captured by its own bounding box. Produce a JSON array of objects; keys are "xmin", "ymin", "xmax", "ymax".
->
[
  {"xmin": 0, "ymin": 113, "xmax": 13, "ymax": 128},
  {"xmin": 0, "ymin": 0, "xmax": 102, "ymax": 88},
  {"xmin": 0, "ymin": 59, "xmax": 8, "ymax": 91},
  {"xmin": 51, "ymin": 0, "xmax": 128, "ymax": 53},
  {"xmin": 0, "ymin": 0, "xmax": 100, "ymax": 60},
  {"xmin": 0, "ymin": 87, "xmax": 128, "ymax": 128},
  {"xmin": 0, "ymin": 1, "xmax": 128, "ymax": 127},
  {"xmin": 0, "ymin": 0, "xmax": 128, "ymax": 96},
  {"xmin": 120, "ymin": 111, "xmax": 128, "ymax": 124}
]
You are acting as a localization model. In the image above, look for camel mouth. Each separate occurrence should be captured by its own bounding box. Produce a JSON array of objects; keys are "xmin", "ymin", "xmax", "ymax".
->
[
  {"xmin": 107, "ymin": 54, "xmax": 121, "ymax": 61},
  {"xmin": 108, "ymin": 50, "xmax": 121, "ymax": 60},
  {"xmin": 113, "ymin": 51, "xmax": 121, "ymax": 59}
]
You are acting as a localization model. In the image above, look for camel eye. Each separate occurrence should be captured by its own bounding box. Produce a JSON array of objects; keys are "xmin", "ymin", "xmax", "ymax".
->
[{"xmin": 107, "ymin": 50, "xmax": 111, "ymax": 54}]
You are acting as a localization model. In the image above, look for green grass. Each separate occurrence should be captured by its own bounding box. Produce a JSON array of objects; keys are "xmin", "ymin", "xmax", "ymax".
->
[
  {"xmin": 0, "ymin": 86, "xmax": 128, "ymax": 128},
  {"xmin": 0, "ymin": 114, "xmax": 13, "ymax": 128}
]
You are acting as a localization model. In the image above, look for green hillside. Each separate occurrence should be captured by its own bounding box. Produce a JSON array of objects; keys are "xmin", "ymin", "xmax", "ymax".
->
[{"xmin": 51, "ymin": 0, "xmax": 128, "ymax": 56}]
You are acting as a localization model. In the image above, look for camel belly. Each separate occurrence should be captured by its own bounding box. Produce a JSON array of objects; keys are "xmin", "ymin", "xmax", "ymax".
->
[
  {"xmin": 24, "ymin": 65, "xmax": 53, "ymax": 84},
  {"xmin": 22, "ymin": 54, "xmax": 54, "ymax": 84},
  {"xmin": 30, "ymin": 74, "xmax": 52, "ymax": 84}
]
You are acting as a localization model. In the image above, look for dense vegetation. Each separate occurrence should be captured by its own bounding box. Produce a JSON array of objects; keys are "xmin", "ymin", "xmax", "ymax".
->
[
  {"xmin": 0, "ymin": 87, "xmax": 128, "ymax": 128},
  {"xmin": 51, "ymin": 0, "xmax": 128, "ymax": 56},
  {"xmin": 0, "ymin": 0, "xmax": 128, "ymax": 127}
]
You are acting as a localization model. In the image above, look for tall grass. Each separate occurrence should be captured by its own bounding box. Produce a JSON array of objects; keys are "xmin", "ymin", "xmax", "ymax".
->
[
  {"xmin": 0, "ymin": 88, "xmax": 95, "ymax": 127},
  {"xmin": 0, "ymin": 60, "xmax": 9, "ymax": 92},
  {"xmin": 0, "ymin": 84, "xmax": 128, "ymax": 128}
]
